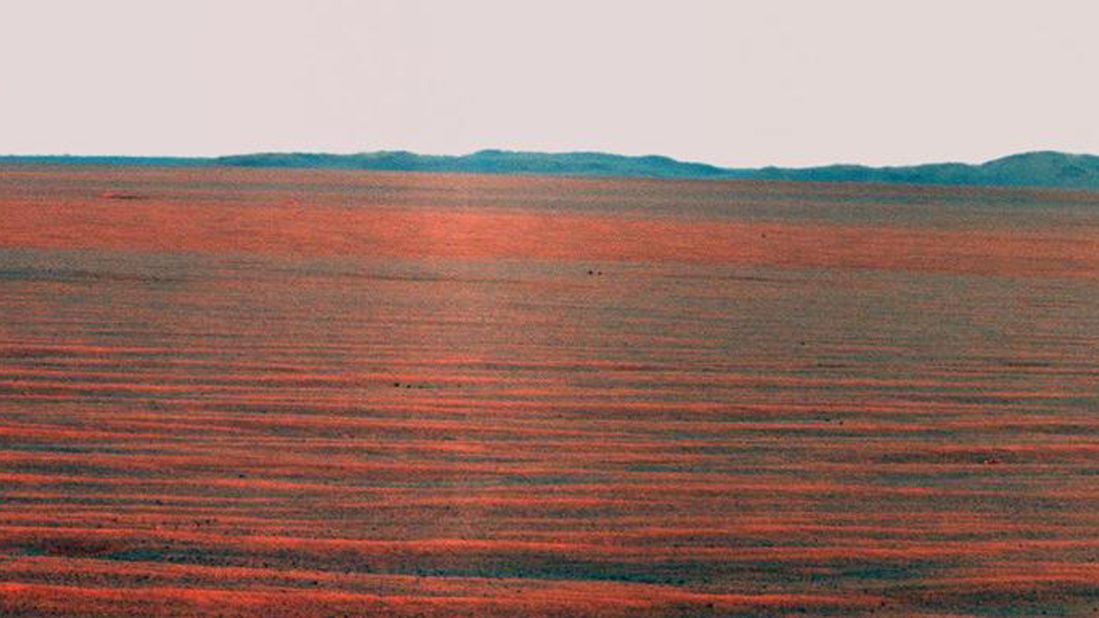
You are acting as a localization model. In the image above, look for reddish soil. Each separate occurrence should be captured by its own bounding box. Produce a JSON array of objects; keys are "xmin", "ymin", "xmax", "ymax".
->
[{"xmin": 1, "ymin": 167, "xmax": 1097, "ymax": 616}]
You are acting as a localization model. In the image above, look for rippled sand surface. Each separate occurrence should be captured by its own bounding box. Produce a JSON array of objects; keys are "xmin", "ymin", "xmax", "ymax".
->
[{"xmin": 1, "ymin": 167, "xmax": 1098, "ymax": 616}]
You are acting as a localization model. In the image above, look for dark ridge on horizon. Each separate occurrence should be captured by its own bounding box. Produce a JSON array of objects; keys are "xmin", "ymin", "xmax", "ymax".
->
[{"xmin": 2, "ymin": 149, "xmax": 1098, "ymax": 190}]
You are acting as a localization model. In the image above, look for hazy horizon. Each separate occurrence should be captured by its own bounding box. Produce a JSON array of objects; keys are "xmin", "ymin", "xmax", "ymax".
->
[
  {"xmin": 3, "ymin": 0, "xmax": 1097, "ymax": 167},
  {"xmin": 5, "ymin": 147, "xmax": 1098, "ymax": 170}
]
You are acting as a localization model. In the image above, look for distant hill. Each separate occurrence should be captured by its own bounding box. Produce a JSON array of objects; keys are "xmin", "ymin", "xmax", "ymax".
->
[
  {"xmin": 214, "ymin": 150, "xmax": 734, "ymax": 179},
  {"xmin": 3, "ymin": 150, "xmax": 1098, "ymax": 190},
  {"xmin": 748, "ymin": 151, "xmax": 1099, "ymax": 189}
]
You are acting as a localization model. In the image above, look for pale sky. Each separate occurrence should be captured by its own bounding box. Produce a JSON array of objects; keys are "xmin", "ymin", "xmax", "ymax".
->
[{"xmin": 1, "ymin": 0, "xmax": 1095, "ymax": 167}]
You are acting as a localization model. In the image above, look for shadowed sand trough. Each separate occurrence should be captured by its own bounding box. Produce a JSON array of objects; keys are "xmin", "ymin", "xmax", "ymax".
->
[{"xmin": 1, "ymin": 167, "xmax": 1097, "ymax": 616}]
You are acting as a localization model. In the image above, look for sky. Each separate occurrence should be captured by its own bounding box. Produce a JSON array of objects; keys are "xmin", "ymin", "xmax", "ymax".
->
[{"xmin": 1, "ymin": 0, "xmax": 1096, "ymax": 167}]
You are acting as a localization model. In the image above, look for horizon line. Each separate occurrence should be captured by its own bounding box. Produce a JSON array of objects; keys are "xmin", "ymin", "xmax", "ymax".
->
[{"xmin": 1, "ymin": 148, "xmax": 1096, "ymax": 171}]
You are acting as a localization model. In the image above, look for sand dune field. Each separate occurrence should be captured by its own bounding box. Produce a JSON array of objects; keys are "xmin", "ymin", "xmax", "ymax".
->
[{"xmin": 1, "ymin": 167, "xmax": 1097, "ymax": 616}]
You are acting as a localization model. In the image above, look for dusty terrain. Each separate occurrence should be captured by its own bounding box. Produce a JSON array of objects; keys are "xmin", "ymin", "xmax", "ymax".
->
[{"xmin": 0, "ymin": 167, "xmax": 1097, "ymax": 616}]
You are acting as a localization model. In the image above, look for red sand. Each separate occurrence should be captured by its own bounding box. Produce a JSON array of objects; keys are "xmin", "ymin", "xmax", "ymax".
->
[{"xmin": 0, "ymin": 167, "xmax": 1097, "ymax": 616}]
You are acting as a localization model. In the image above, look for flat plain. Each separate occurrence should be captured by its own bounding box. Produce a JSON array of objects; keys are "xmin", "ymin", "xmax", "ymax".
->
[{"xmin": 0, "ymin": 166, "xmax": 1097, "ymax": 616}]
